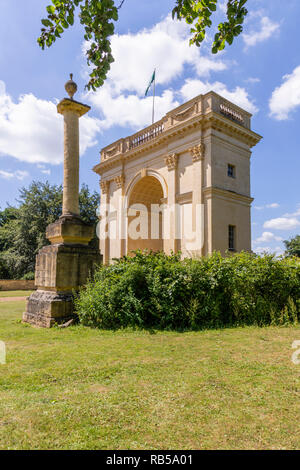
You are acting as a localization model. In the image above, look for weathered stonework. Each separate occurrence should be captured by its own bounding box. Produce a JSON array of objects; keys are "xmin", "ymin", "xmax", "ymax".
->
[
  {"xmin": 23, "ymin": 224, "xmax": 101, "ymax": 328},
  {"xmin": 46, "ymin": 215, "xmax": 95, "ymax": 246},
  {"xmin": 23, "ymin": 77, "xmax": 101, "ymax": 328},
  {"xmin": 23, "ymin": 291, "xmax": 74, "ymax": 329}
]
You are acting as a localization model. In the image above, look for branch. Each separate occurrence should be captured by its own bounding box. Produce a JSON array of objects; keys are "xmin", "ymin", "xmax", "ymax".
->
[{"xmin": 117, "ymin": 0, "xmax": 125, "ymax": 9}]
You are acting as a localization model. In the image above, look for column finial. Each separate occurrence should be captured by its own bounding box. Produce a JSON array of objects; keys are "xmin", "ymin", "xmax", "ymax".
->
[{"xmin": 65, "ymin": 73, "xmax": 78, "ymax": 100}]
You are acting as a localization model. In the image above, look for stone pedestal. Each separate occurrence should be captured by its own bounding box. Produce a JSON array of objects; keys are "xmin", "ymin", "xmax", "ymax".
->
[{"xmin": 23, "ymin": 216, "xmax": 101, "ymax": 327}]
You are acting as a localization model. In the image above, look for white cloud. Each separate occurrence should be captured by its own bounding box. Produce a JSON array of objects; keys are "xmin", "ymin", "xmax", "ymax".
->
[
  {"xmin": 218, "ymin": 1, "xmax": 227, "ymax": 14},
  {"xmin": 88, "ymin": 15, "xmax": 227, "ymax": 97},
  {"xmin": 263, "ymin": 217, "xmax": 300, "ymax": 230},
  {"xmin": 84, "ymin": 15, "xmax": 238, "ymax": 130},
  {"xmin": 274, "ymin": 246, "xmax": 284, "ymax": 256},
  {"xmin": 0, "ymin": 80, "xmax": 100, "ymax": 165},
  {"xmin": 88, "ymin": 85, "xmax": 179, "ymax": 130},
  {"xmin": 254, "ymin": 203, "xmax": 280, "ymax": 210},
  {"xmin": 269, "ymin": 66, "xmax": 300, "ymax": 120},
  {"xmin": 253, "ymin": 246, "xmax": 284, "ymax": 256},
  {"xmin": 245, "ymin": 77, "xmax": 261, "ymax": 84},
  {"xmin": 243, "ymin": 16, "xmax": 280, "ymax": 48},
  {"xmin": 283, "ymin": 204, "xmax": 300, "ymax": 218},
  {"xmin": 180, "ymin": 79, "xmax": 258, "ymax": 114},
  {"xmin": 254, "ymin": 232, "xmax": 283, "ymax": 244},
  {"xmin": 0, "ymin": 13, "xmax": 257, "ymax": 164},
  {"xmin": 254, "ymin": 246, "xmax": 273, "ymax": 254},
  {"xmin": 254, "ymin": 245, "xmax": 284, "ymax": 256},
  {"xmin": 0, "ymin": 169, "xmax": 29, "ymax": 180}
]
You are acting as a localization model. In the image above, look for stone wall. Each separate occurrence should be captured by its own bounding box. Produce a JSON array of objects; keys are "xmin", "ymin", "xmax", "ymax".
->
[{"xmin": 0, "ymin": 280, "xmax": 36, "ymax": 291}]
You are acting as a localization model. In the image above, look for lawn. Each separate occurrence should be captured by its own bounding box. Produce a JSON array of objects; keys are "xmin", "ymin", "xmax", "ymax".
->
[
  {"xmin": 0, "ymin": 290, "xmax": 33, "ymax": 298},
  {"xmin": 0, "ymin": 300, "xmax": 299, "ymax": 450}
]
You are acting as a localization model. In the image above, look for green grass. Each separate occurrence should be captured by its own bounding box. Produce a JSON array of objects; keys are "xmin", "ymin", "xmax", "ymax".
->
[
  {"xmin": 0, "ymin": 300, "xmax": 299, "ymax": 450},
  {"xmin": 0, "ymin": 291, "xmax": 33, "ymax": 298}
]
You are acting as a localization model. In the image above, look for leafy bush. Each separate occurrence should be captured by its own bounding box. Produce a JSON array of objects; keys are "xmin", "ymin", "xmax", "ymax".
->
[
  {"xmin": 21, "ymin": 272, "xmax": 35, "ymax": 281},
  {"xmin": 75, "ymin": 251, "xmax": 300, "ymax": 330}
]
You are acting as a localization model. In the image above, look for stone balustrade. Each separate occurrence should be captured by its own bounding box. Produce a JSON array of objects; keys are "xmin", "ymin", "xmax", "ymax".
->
[
  {"xmin": 99, "ymin": 91, "xmax": 252, "ymax": 161},
  {"xmin": 129, "ymin": 121, "xmax": 164, "ymax": 149}
]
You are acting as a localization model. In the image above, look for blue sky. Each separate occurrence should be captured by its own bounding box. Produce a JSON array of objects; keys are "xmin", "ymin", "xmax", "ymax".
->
[{"xmin": 0, "ymin": 0, "xmax": 299, "ymax": 254}]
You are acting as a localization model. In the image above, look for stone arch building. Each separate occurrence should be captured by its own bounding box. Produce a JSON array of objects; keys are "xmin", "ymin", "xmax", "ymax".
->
[{"xmin": 93, "ymin": 91, "xmax": 261, "ymax": 264}]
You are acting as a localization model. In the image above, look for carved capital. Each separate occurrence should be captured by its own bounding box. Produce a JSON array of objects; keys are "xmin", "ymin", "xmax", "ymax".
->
[
  {"xmin": 165, "ymin": 153, "xmax": 178, "ymax": 171},
  {"xmin": 100, "ymin": 180, "xmax": 110, "ymax": 194},
  {"xmin": 114, "ymin": 174, "xmax": 125, "ymax": 190},
  {"xmin": 189, "ymin": 143, "xmax": 205, "ymax": 162},
  {"xmin": 57, "ymin": 98, "xmax": 90, "ymax": 118}
]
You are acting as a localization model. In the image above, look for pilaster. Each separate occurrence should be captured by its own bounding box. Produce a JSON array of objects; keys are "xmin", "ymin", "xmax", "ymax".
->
[
  {"xmin": 190, "ymin": 142, "xmax": 205, "ymax": 256},
  {"xmin": 100, "ymin": 179, "xmax": 110, "ymax": 264},
  {"xmin": 164, "ymin": 153, "xmax": 179, "ymax": 253}
]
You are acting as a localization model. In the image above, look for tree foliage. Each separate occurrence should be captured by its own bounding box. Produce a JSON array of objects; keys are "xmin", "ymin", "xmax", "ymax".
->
[
  {"xmin": 0, "ymin": 181, "xmax": 99, "ymax": 279},
  {"xmin": 38, "ymin": 0, "xmax": 249, "ymax": 91},
  {"xmin": 284, "ymin": 235, "xmax": 300, "ymax": 258}
]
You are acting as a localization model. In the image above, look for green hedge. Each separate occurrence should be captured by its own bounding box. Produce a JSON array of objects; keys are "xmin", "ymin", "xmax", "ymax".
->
[{"xmin": 75, "ymin": 251, "xmax": 300, "ymax": 330}]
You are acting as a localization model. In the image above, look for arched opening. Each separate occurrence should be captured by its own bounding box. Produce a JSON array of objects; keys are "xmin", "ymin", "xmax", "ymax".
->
[{"xmin": 127, "ymin": 175, "xmax": 164, "ymax": 253}]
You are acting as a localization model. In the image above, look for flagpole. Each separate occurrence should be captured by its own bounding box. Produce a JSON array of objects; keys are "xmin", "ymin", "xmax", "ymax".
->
[{"xmin": 152, "ymin": 71, "xmax": 156, "ymax": 125}]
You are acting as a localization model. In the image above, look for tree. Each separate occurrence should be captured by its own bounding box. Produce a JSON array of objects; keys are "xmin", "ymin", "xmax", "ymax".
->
[
  {"xmin": 0, "ymin": 256, "xmax": 10, "ymax": 279},
  {"xmin": 0, "ymin": 206, "xmax": 19, "ymax": 228},
  {"xmin": 284, "ymin": 235, "xmax": 300, "ymax": 258},
  {"xmin": 38, "ymin": 0, "xmax": 249, "ymax": 91},
  {"xmin": 0, "ymin": 181, "xmax": 99, "ymax": 279}
]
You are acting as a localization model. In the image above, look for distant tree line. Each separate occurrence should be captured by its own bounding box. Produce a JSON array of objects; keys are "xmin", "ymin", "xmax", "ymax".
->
[{"xmin": 0, "ymin": 181, "xmax": 99, "ymax": 280}]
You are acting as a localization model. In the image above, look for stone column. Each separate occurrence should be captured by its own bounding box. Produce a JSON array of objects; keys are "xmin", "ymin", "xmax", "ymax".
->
[
  {"xmin": 190, "ymin": 143, "xmax": 205, "ymax": 255},
  {"xmin": 165, "ymin": 153, "xmax": 179, "ymax": 253},
  {"xmin": 57, "ymin": 75, "xmax": 90, "ymax": 216},
  {"xmin": 23, "ymin": 75, "xmax": 102, "ymax": 328}
]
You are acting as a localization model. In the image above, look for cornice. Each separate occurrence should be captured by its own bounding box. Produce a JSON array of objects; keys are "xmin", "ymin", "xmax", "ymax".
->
[
  {"xmin": 93, "ymin": 112, "xmax": 262, "ymax": 176},
  {"xmin": 203, "ymin": 113, "xmax": 262, "ymax": 148},
  {"xmin": 203, "ymin": 186, "xmax": 254, "ymax": 206}
]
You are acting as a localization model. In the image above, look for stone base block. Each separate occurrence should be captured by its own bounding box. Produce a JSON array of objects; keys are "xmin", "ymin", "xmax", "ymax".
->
[
  {"xmin": 23, "ymin": 290, "xmax": 75, "ymax": 328},
  {"xmin": 34, "ymin": 243, "xmax": 101, "ymax": 290},
  {"xmin": 23, "ymin": 214, "xmax": 102, "ymax": 328}
]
